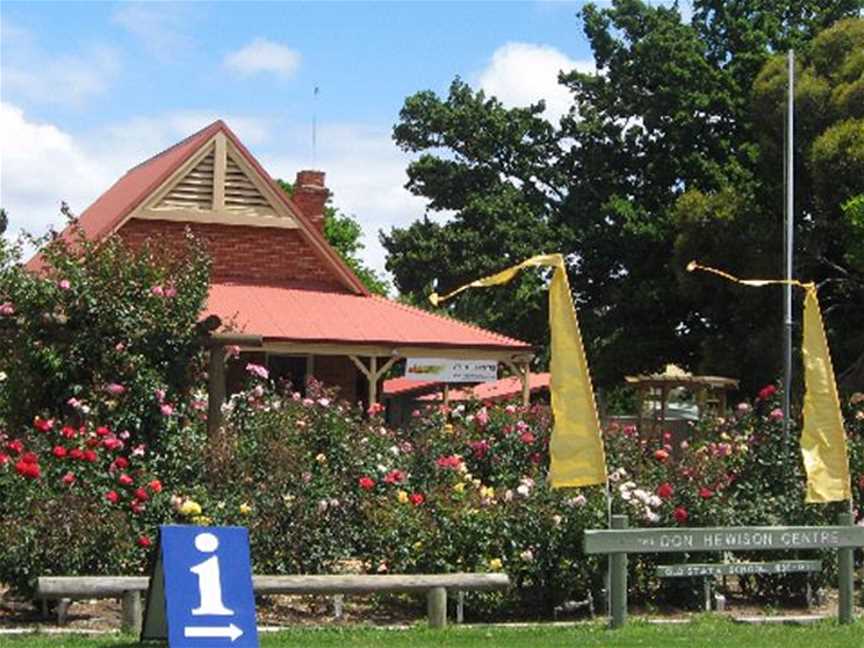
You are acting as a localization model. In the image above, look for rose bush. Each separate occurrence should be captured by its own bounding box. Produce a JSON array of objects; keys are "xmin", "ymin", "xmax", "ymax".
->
[{"xmin": 2, "ymin": 227, "xmax": 863, "ymax": 615}]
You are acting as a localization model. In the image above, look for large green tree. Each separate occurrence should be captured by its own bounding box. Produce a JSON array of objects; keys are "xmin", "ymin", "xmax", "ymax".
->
[{"xmin": 384, "ymin": 0, "xmax": 863, "ymax": 391}]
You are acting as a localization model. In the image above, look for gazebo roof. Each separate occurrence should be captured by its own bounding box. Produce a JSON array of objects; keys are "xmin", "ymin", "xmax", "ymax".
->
[{"xmin": 625, "ymin": 364, "xmax": 738, "ymax": 390}]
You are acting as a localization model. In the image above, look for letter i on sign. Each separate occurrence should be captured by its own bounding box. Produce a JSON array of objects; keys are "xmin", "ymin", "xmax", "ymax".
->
[{"xmin": 190, "ymin": 532, "xmax": 234, "ymax": 616}]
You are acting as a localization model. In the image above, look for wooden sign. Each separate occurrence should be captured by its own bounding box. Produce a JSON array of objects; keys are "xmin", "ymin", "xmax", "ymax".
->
[
  {"xmin": 584, "ymin": 525, "xmax": 864, "ymax": 554},
  {"xmin": 656, "ymin": 560, "xmax": 822, "ymax": 578}
]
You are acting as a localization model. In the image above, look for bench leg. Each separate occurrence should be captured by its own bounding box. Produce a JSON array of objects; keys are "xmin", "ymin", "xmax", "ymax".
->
[
  {"xmin": 332, "ymin": 594, "xmax": 344, "ymax": 620},
  {"xmin": 456, "ymin": 590, "xmax": 464, "ymax": 624},
  {"xmin": 121, "ymin": 591, "xmax": 142, "ymax": 635},
  {"xmin": 703, "ymin": 578, "xmax": 712, "ymax": 612},
  {"xmin": 56, "ymin": 598, "xmax": 71, "ymax": 626},
  {"xmin": 427, "ymin": 587, "xmax": 447, "ymax": 628}
]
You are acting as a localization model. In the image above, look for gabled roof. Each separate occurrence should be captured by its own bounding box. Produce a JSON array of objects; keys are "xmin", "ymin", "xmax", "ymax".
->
[
  {"xmin": 206, "ymin": 282, "xmax": 531, "ymax": 351},
  {"xmin": 26, "ymin": 121, "xmax": 368, "ymax": 295}
]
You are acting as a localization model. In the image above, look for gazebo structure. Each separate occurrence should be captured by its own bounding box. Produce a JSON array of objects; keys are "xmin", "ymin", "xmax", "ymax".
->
[
  {"xmin": 27, "ymin": 120, "xmax": 534, "ymax": 433},
  {"xmin": 625, "ymin": 364, "xmax": 739, "ymax": 433}
]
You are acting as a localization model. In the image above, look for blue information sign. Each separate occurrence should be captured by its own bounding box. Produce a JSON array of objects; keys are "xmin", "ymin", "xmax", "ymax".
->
[{"xmin": 141, "ymin": 525, "xmax": 259, "ymax": 647}]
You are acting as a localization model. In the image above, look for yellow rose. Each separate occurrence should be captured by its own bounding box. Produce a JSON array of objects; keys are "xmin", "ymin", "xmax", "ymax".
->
[
  {"xmin": 413, "ymin": 541, "xmax": 423, "ymax": 551},
  {"xmin": 488, "ymin": 558, "xmax": 503, "ymax": 571},
  {"xmin": 239, "ymin": 503, "xmax": 252, "ymax": 515},
  {"xmin": 180, "ymin": 500, "xmax": 202, "ymax": 517},
  {"xmin": 480, "ymin": 486, "xmax": 495, "ymax": 500},
  {"xmin": 443, "ymin": 424, "xmax": 454, "ymax": 434},
  {"xmin": 453, "ymin": 482, "xmax": 465, "ymax": 493},
  {"xmin": 397, "ymin": 490, "xmax": 409, "ymax": 504},
  {"xmin": 191, "ymin": 515, "xmax": 212, "ymax": 526}
]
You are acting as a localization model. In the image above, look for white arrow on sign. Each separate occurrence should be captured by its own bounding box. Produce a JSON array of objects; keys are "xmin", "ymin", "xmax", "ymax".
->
[{"xmin": 184, "ymin": 623, "xmax": 244, "ymax": 641}]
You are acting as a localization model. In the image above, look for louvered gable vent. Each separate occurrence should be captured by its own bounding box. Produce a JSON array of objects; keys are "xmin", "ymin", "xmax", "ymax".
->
[
  {"xmin": 225, "ymin": 154, "xmax": 271, "ymax": 211},
  {"xmin": 157, "ymin": 150, "xmax": 214, "ymax": 210}
]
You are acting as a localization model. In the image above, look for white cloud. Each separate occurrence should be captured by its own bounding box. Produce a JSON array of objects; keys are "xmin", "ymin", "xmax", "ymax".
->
[
  {"xmin": 1, "ymin": 22, "xmax": 121, "ymax": 107},
  {"xmin": 477, "ymin": 42, "xmax": 594, "ymax": 123},
  {"xmin": 0, "ymin": 103, "xmax": 116, "ymax": 238},
  {"xmin": 224, "ymin": 38, "xmax": 301, "ymax": 79},
  {"xmin": 112, "ymin": 3, "xmax": 194, "ymax": 59}
]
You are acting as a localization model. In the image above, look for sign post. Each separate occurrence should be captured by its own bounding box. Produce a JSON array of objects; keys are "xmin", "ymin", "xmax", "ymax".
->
[{"xmin": 142, "ymin": 525, "xmax": 259, "ymax": 647}]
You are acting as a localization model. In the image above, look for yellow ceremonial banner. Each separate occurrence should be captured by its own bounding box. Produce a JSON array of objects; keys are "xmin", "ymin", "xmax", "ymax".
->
[
  {"xmin": 688, "ymin": 261, "xmax": 852, "ymax": 503},
  {"xmin": 430, "ymin": 254, "xmax": 607, "ymax": 488}
]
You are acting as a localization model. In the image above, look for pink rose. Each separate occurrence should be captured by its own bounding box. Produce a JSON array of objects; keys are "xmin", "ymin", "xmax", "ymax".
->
[
  {"xmin": 58, "ymin": 279, "xmax": 71, "ymax": 290},
  {"xmin": 105, "ymin": 383, "xmax": 126, "ymax": 395}
]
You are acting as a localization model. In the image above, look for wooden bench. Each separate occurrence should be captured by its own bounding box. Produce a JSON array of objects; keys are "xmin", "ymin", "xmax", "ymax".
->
[
  {"xmin": 37, "ymin": 572, "xmax": 510, "ymax": 632},
  {"xmin": 656, "ymin": 560, "xmax": 822, "ymax": 611}
]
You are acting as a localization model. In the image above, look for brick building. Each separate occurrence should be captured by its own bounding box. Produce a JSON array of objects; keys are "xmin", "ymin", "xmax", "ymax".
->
[{"xmin": 28, "ymin": 121, "xmax": 532, "ymax": 421}]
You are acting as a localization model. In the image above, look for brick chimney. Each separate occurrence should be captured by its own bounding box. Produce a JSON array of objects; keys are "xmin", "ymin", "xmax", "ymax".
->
[{"xmin": 292, "ymin": 170, "xmax": 328, "ymax": 233}]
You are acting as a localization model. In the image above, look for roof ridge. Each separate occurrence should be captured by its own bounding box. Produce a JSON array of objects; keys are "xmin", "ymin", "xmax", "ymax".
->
[
  {"xmin": 370, "ymin": 294, "xmax": 530, "ymax": 348},
  {"xmin": 124, "ymin": 120, "xmax": 222, "ymax": 176}
]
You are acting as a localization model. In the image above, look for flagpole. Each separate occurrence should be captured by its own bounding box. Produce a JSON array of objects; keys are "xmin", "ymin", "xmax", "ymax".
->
[{"xmin": 782, "ymin": 50, "xmax": 794, "ymax": 447}]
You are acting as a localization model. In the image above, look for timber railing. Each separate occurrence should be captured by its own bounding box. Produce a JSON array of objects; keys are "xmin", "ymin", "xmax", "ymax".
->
[
  {"xmin": 36, "ymin": 572, "xmax": 511, "ymax": 632},
  {"xmin": 584, "ymin": 512, "xmax": 864, "ymax": 628}
]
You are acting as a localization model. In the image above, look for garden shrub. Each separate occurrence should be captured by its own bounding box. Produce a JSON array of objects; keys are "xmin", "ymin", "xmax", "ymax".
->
[{"xmin": 1, "ymin": 225, "xmax": 862, "ymax": 616}]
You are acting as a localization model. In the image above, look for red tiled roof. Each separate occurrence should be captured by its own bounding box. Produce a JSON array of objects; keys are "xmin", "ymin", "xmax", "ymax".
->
[
  {"xmin": 413, "ymin": 373, "xmax": 550, "ymax": 402},
  {"xmin": 382, "ymin": 377, "xmax": 441, "ymax": 397},
  {"xmin": 206, "ymin": 282, "xmax": 531, "ymax": 350}
]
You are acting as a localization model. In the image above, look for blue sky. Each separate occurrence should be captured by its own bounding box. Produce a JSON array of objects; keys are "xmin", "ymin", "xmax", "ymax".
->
[{"xmin": 0, "ymin": 1, "xmax": 666, "ymax": 276}]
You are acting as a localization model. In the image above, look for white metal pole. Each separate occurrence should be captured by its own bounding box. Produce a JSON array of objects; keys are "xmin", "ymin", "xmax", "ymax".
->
[{"xmin": 783, "ymin": 50, "xmax": 794, "ymax": 445}]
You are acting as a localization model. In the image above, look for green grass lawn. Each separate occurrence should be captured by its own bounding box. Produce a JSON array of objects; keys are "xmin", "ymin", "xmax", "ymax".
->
[{"xmin": 2, "ymin": 616, "xmax": 862, "ymax": 648}]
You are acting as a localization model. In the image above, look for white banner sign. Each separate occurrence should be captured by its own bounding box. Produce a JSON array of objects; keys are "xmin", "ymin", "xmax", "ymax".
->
[{"xmin": 404, "ymin": 358, "xmax": 498, "ymax": 383}]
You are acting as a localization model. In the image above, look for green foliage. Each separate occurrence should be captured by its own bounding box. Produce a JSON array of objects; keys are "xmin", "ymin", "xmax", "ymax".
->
[
  {"xmin": 384, "ymin": 3, "xmax": 864, "ymax": 392},
  {"xmin": 0, "ymin": 208, "xmax": 7, "ymax": 236},
  {"xmin": 277, "ymin": 179, "xmax": 389, "ymax": 295},
  {"xmin": 0, "ymin": 216, "xmax": 211, "ymax": 449}
]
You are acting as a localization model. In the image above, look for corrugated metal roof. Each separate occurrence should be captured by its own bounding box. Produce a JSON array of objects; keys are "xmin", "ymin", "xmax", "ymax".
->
[{"xmin": 206, "ymin": 282, "xmax": 531, "ymax": 350}]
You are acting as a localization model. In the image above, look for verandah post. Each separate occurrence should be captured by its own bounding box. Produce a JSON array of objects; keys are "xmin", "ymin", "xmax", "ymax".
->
[
  {"xmin": 837, "ymin": 511, "xmax": 854, "ymax": 624},
  {"xmin": 610, "ymin": 514, "xmax": 628, "ymax": 628}
]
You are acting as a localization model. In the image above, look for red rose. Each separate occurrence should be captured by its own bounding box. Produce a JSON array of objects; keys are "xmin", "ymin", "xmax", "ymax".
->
[
  {"xmin": 520, "ymin": 431, "xmax": 536, "ymax": 444},
  {"xmin": 33, "ymin": 417, "xmax": 53, "ymax": 432},
  {"xmin": 114, "ymin": 457, "xmax": 129, "ymax": 469},
  {"xmin": 673, "ymin": 506, "xmax": 689, "ymax": 523},
  {"xmin": 131, "ymin": 501, "xmax": 144, "ymax": 514},
  {"xmin": 52, "ymin": 446, "xmax": 68, "ymax": 458},
  {"xmin": 21, "ymin": 452, "xmax": 38, "ymax": 465},
  {"xmin": 105, "ymin": 490, "xmax": 120, "ymax": 504},
  {"xmin": 134, "ymin": 487, "xmax": 150, "ymax": 501},
  {"xmin": 358, "ymin": 476, "xmax": 375, "ymax": 491},
  {"xmin": 60, "ymin": 426, "xmax": 77, "ymax": 439},
  {"xmin": 61, "ymin": 472, "xmax": 76, "ymax": 486},
  {"xmin": 118, "ymin": 473, "xmax": 134, "ymax": 486},
  {"xmin": 15, "ymin": 460, "xmax": 40, "ymax": 479},
  {"xmin": 6, "ymin": 439, "xmax": 23, "ymax": 455},
  {"xmin": 699, "ymin": 487, "xmax": 714, "ymax": 499},
  {"xmin": 83, "ymin": 450, "xmax": 97, "ymax": 463},
  {"xmin": 137, "ymin": 536, "xmax": 152, "ymax": 548},
  {"xmin": 149, "ymin": 479, "xmax": 163, "ymax": 493},
  {"xmin": 757, "ymin": 384, "xmax": 777, "ymax": 400},
  {"xmin": 383, "ymin": 469, "xmax": 406, "ymax": 485},
  {"xmin": 0, "ymin": 453, "xmax": 8, "ymax": 465},
  {"xmin": 654, "ymin": 449, "xmax": 670, "ymax": 462},
  {"xmin": 409, "ymin": 492, "xmax": 425, "ymax": 506},
  {"xmin": 96, "ymin": 426, "xmax": 111, "ymax": 437},
  {"xmin": 103, "ymin": 437, "xmax": 123, "ymax": 451},
  {"xmin": 85, "ymin": 438, "xmax": 100, "ymax": 448},
  {"xmin": 530, "ymin": 452, "xmax": 542, "ymax": 464},
  {"xmin": 69, "ymin": 448, "xmax": 84, "ymax": 460},
  {"xmin": 656, "ymin": 482, "xmax": 674, "ymax": 500}
]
